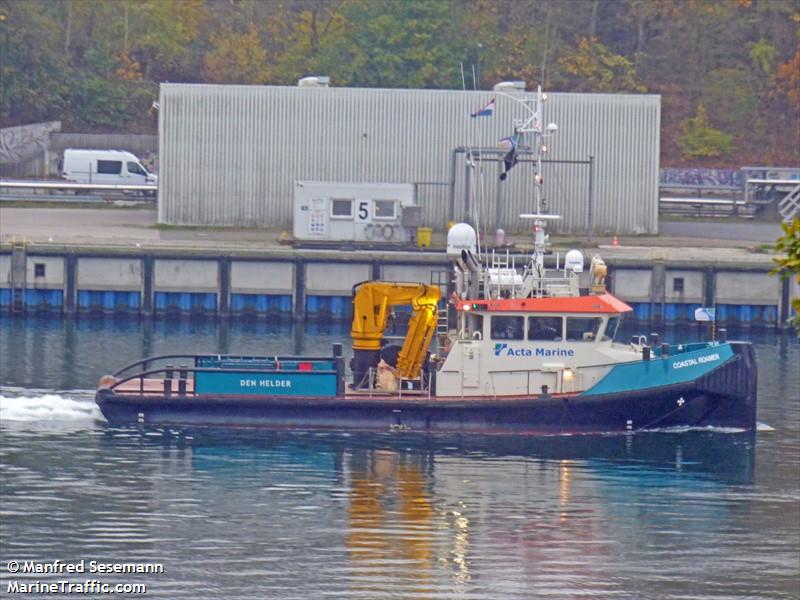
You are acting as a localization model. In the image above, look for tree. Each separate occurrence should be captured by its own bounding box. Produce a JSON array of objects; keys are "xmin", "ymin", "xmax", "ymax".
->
[
  {"xmin": 204, "ymin": 24, "xmax": 269, "ymax": 84},
  {"xmin": 678, "ymin": 103, "xmax": 733, "ymax": 160},
  {"xmin": 0, "ymin": 0, "xmax": 70, "ymax": 125},
  {"xmin": 772, "ymin": 219, "xmax": 800, "ymax": 329},
  {"xmin": 263, "ymin": 0, "xmax": 347, "ymax": 84},
  {"xmin": 120, "ymin": 0, "xmax": 206, "ymax": 80},
  {"xmin": 312, "ymin": 0, "xmax": 467, "ymax": 89},
  {"xmin": 774, "ymin": 50, "xmax": 800, "ymax": 117},
  {"xmin": 700, "ymin": 67, "xmax": 756, "ymax": 130},
  {"xmin": 559, "ymin": 37, "xmax": 645, "ymax": 93}
]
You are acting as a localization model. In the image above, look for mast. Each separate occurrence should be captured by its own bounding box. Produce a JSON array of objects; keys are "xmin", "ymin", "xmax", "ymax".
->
[{"xmin": 513, "ymin": 86, "xmax": 559, "ymax": 276}]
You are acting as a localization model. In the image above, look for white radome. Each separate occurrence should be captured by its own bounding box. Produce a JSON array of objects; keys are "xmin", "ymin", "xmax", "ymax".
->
[
  {"xmin": 446, "ymin": 223, "xmax": 478, "ymax": 258},
  {"xmin": 564, "ymin": 249, "xmax": 584, "ymax": 273}
]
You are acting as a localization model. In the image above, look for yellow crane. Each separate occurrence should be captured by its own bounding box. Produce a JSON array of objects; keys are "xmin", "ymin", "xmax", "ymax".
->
[{"xmin": 350, "ymin": 281, "xmax": 441, "ymax": 385}]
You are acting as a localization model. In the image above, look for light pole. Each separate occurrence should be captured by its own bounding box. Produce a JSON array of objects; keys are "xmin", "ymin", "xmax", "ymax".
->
[{"xmin": 475, "ymin": 43, "xmax": 483, "ymax": 89}]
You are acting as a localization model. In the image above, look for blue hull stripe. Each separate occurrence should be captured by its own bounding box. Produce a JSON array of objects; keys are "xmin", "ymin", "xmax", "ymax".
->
[{"xmin": 580, "ymin": 343, "xmax": 735, "ymax": 397}]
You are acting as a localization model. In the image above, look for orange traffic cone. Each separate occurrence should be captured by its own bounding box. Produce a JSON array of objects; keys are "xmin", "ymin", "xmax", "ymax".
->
[{"xmin": 611, "ymin": 235, "xmax": 619, "ymax": 247}]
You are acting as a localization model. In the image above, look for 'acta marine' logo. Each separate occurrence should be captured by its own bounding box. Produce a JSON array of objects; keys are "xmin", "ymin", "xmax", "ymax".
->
[{"xmin": 493, "ymin": 343, "xmax": 575, "ymax": 358}]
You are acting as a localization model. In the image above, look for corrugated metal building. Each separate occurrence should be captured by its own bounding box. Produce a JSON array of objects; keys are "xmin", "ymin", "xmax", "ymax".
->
[{"xmin": 158, "ymin": 83, "xmax": 660, "ymax": 234}]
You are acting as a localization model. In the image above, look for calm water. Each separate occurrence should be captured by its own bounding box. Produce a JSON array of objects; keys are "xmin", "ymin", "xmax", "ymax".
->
[{"xmin": 1, "ymin": 316, "xmax": 798, "ymax": 599}]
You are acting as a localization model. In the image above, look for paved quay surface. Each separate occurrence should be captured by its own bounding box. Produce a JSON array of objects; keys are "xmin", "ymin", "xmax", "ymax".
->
[{"xmin": 0, "ymin": 206, "xmax": 780, "ymax": 267}]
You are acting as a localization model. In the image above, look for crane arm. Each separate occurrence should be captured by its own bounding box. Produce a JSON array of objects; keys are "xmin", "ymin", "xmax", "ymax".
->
[{"xmin": 351, "ymin": 281, "xmax": 441, "ymax": 379}]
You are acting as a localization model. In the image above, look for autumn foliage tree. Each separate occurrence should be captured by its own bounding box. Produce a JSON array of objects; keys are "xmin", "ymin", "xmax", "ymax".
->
[
  {"xmin": 559, "ymin": 37, "xmax": 646, "ymax": 93},
  {"xmin": 679, "ymin": 104, "xmax": 733, "ymax": 160},
  {"xmin": 204, "ymin": 25, "xmax": 268, "ymax": 84},
  {"xmin": 0, "ymin": 0, "xmax": 798, "ymax": 166}
]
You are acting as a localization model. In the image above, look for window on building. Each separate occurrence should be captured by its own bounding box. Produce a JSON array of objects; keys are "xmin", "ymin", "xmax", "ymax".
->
[
  {"xmin": 34, "ymin": 263, "xmax": 46, "ymax": 278},
  {"xmin": 565, "ymin": 317, "xmax": 603, "ymax": 342},
  {"xmin": 527, "ymin": 316, "xmax": 562, "ymax": 341},
  {"xmin": 673, "ymin": 277, "xmax": 684, "ymax": 293},
  {"xmin": 603, "ymin": 316, "xmax": 621, "ymax": 341},
  {"xmin": 491, "ymin": 315, "xmax": 524, "ymax": 340},
  {"xmin": 331, "ymin": 198, "xmax": 353, "ymax": 218},
  {"xmin": 97, "ymin": 160, "xmax": 122, "ymax": 175},
  {"xmin": 373, "ymin": 200, "xmax": 396, "ymax": 219},
  {"xmin": 127, "ymin": 162, "xmax": 147, "ymax": 176}
]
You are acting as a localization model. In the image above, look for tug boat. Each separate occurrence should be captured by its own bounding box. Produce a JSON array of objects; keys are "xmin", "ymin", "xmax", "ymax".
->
[{"xmin": 96, "ymin": 88, "xmax": 757, "ymax": 433}]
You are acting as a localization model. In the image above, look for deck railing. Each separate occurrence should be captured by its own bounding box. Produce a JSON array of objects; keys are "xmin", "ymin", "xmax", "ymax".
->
[{"xmin": 107, "ymin": 344, "xmax": 346, "ymax": 397}]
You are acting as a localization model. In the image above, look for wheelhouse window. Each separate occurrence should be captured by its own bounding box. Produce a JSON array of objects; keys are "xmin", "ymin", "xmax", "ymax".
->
[
  {"xmin": 491, "ymin": 315, "xmax": 524, "ymax": 340},
  {"xmin": 527, "ymin": 316, "xmax": 563, "ymax": 341},
  {"xmin": 565, "ymin": 317, "xmax": 603, "ymax": 342},
  {"xmin": 373, "ymin": 200, "xmax": 396, "ymax": 219},
  {"xmin": 97, "ymin": 160, "xmax": 122, "ymax": 174},
  {"xmin": 330, "ymin": 198, "xmax": 353, "ymax": 218},
  {"xmin": 603, "ymin": 316, "xmax": 621, "ymax": 341}
]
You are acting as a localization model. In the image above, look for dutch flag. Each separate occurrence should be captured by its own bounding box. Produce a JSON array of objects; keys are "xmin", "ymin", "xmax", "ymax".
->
[{"xmin": 471, "ymin": 97, "xmax": 495, "ymax": 118}]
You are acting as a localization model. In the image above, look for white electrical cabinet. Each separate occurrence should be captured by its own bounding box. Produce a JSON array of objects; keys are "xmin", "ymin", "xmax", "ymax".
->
[{"xmin": 293, "ymin": 181, "xmax": 420, "ymax": 244}]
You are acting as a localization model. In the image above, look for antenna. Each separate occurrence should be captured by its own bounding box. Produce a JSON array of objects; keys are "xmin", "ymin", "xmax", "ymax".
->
[
  {"xmin": 494, "ymin": 87, "xmax": 558, "ymax": 273},
  {"xmin": 471, "ymin": 63, "xmax": 483, "ymax": 258}
]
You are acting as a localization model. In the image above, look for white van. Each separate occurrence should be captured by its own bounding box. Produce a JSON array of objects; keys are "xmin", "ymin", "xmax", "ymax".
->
[{"xmin": 60, "ymin": 149, "xmax": 157, "ymax": 186}]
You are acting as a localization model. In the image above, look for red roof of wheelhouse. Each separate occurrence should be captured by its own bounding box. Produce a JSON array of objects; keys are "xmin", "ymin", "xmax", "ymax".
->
[{"xmin": 454, "ymin": 293, "xmax": 633, "ymax": 314}]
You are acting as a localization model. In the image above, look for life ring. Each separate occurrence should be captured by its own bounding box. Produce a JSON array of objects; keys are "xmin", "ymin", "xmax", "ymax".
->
[{"xmin": 382, "ymin": 224, "xmax": 394, "ymax": 240}]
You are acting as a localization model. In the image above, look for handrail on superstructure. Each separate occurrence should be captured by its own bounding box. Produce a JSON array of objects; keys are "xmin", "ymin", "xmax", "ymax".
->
[
  {"xmin": 112, "ymin": 352, "xmax": 337, "ymax": 378},
  {"xmin": 113, "ymin": 354, "xmax": 215, "ymax": 378},
  {"xmin": 106, "ymin": 364, "xmax": 339, "ymax": 395}
]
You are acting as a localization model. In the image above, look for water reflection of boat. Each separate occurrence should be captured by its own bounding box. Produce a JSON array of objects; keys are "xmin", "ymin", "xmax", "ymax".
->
[
  {"xmin": 102, "ymin": 427, "xmax": 755, "ymax": 486},
  {"xmin": 92, "ymin": 427, "xmax": 755, "ymax": 596}
]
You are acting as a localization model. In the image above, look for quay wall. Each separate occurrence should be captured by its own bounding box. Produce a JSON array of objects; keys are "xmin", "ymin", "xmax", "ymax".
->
[{"xmin": 0, "ymin": 247, "xmax": 795, "ymax": 329}]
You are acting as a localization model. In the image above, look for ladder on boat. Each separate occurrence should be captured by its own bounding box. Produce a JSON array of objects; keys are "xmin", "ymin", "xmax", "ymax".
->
[{"xmin": 430, "ymin": 269, "xmax": 451, "ymax": 341}]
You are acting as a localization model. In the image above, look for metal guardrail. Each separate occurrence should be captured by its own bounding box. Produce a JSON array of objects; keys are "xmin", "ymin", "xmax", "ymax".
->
[
  {"xmin": 658, "ymin": 167, "xmax": 800, "ymax": 218},
  {"xmin": 658, "ymin": 181, "xmax": 747, "ymax": 217},
  {"xmin": 0, "ymin": 179, "xmax": 157, "ymax": 192},
  {"xmin": 0, "ymin": 178, "xmax": 157, "ymax": 203},
  {"xmin": 658, "ymin": 197, "xmax": 754, "ymax": 218}
]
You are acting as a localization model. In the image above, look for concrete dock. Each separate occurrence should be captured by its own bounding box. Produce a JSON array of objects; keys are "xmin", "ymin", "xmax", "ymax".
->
[{"xmin": 0, "ymin": 206, "xmax": 794, "ymax": 327}]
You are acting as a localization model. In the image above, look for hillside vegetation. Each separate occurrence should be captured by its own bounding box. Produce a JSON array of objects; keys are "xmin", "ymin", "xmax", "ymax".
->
[{"xmin": 1, "ymin": 0, "xmax": 797, "ymax": 166}]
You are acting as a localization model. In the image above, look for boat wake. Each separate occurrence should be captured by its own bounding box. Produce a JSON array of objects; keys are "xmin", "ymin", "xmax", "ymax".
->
[
  {"xmin": 647, "ymin": 425, "xmax": 749, "ymax": 434},
  {"xmin": 0, "ymin": 388, "xmax": 101, "ymax": 423}
]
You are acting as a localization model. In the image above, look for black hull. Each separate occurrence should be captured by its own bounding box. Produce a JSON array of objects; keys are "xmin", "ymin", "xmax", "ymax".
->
[{"xmin": 96, "ymin": 343, "xmax": 757, "ymax": 434}]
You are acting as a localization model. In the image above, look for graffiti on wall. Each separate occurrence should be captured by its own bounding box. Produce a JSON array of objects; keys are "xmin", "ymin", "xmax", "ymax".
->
[{"xmin": 660, "ymin": 168, "xmax": 742, "ymax": 188}]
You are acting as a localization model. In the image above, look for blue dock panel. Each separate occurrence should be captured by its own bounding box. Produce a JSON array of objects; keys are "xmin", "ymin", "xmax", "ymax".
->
[
  {"xmin": 306, "ymin": 295, "xmax": 352, "ymax": 320},
  {"xmin": 1, "ymin": 288, "xmax": 63, "ymax": 310},
  {"xmin": 155, "ymin": 292, "xmax": 217, "ymax": 313},
  {"xmin": 230, "ymin": 293, "xmax": 292, "ymax": 316},
  {"xmin": 77, "ymin": 290, "xmax": 140, "ymax": 312}
]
